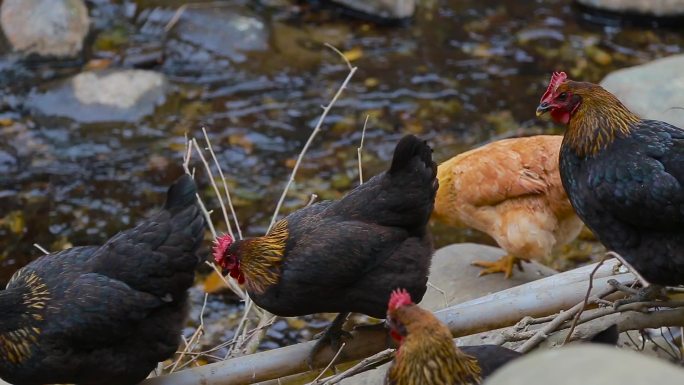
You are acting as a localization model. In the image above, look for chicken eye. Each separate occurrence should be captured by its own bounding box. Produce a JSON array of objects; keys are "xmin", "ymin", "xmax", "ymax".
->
[{"xmin": 557, "ymin": 92, "xmax": 568, "ymax": 101}]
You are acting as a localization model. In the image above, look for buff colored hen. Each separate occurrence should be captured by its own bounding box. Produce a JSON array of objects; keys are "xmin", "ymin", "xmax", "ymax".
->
[{"xmin": 432, "ymin": 135, "xmax": 584, "ymax": 278}]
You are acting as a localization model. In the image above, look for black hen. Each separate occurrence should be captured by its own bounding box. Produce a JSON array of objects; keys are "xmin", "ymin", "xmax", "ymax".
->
[
  {"xmin": 213, "ymin": 134, "xmax": 438, "ymax": 364},
  {"xmin": 537, "ymin": 71, "xmax": 684, "ymax": 288},
  {"xmin": 0, "ymin": 175, "xmax": 205, "ymax": 385}
]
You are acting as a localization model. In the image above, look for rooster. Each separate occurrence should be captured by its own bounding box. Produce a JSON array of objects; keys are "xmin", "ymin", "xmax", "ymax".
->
[
  {"xmin": 537, "ymin": 71, "xmax": 684, "ymax": 296},
  {"xmin": 432, "ymin": 136, "xmax": 584, "ymax": 278},
  {"xmin": 385, "ymin": 289, "xmax": 521, "ymax": 385},
  {"xmin": 0, "ymin": 175, "xmax": 205, "ymax": 385},
  {"xmin": 213, "ymin": 134, "xmax": 438, "ymax": 364}
]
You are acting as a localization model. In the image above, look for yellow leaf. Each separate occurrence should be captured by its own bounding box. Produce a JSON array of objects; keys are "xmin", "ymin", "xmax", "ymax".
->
[
  {"xmin": 203, "ymin": 271, "xmax": 228, "ymax": 294},
  {"xmin": 342, "ymin": 47, "xmax": 363, "ymax": 62},
  {"xmin": 364, "ymin": 77, "xmax": 379, "ymax": 88},
  {"xmin": 4, "ymin": 211, "xmax": 25, "ymax": 235}
]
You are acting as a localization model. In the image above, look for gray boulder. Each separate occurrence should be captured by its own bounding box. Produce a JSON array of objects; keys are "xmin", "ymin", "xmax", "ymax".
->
[
  {"xmin": 156, "ymin": 5, "xmax": 268, "ymax": 68},
  {"xmin": 330, "ymin": 0, "xmax": 415, "ymax": 19},
  {"xmin": 27, "ymin": 70, "xmax": 168, "ymax": 123},
  {"xmin": 601, "ymin": 54, "xmax": 684, "ymax": 128},
  {"xmin": 576, "ymin": 0, "xmax": 684, "ymax": 16},
  {"xmin": 0, "ymin": 0, "xmax": 89, "ymax": 57},
  {"xmin": 484, "ymin": 344, "xmax": 684, "ymax": 385}
]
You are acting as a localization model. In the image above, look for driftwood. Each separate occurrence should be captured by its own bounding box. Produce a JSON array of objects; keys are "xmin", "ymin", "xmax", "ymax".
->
[{"xmin": 141, "ymin": 259, "xmax": 645, "ymax": 385}]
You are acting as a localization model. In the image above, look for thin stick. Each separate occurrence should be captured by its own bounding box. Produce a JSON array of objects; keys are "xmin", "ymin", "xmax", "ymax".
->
[
  {"xmin": 427, "ymin": 281, "xmax": 449, "ymax": 309},
  {"xmin": 231, "ymin": 300, "xmax": 255, "ymax": 346},
  {"xmin": 320, "ymin": 349, "xmax": 395, "ymax": 385},
  {"xmin": 517, "ymin": 284, "xmax": 617, "ymax": 353},
  {"xmin": 607, "ymin": 251, "xmax": 650, "ymax": 288},
  {"xmin": 164, "ymin": 1, "xmax": 233, "ymax": 32},
  {"xmin": 170, "ymin": 293, "xmax": 209, "ymax": 372},
  {"xmin": 201, "ymin": 127, "xmax": 242, "ymax": 239},
  {"xmin": 191, "ymin": 138, "xmax": 235, "ymax": 239},
  {"xmin": 181, "ymin": 136, "xmax": 218, "ymax": 240},
  {"xmin": 267, "ymin": 44, "xmax": 358, "ymax": 233},
  {"xmin": 309, "ymin": 343, "xmax": 347, "ymax": 384},
  {"xmin": 33, "ymin": 243, "xmax": 49, "ymax": 255},
  {"xmin": 563, "ymin": 254, "xmax": 607, "ymax": 345},
  {"xmin": 357, "ymin": 115, "xmax": 369, "ymax": 185},
  {"xmin": 205, "ymin": 260, "xmax": 246, "ymax": 301},
  {"xmin": 306, "ymin": 194, "xmax": 318, "ymax": 207}
]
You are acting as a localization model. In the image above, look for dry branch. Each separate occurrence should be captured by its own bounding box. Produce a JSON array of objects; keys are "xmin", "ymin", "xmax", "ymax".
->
[
  {"xmin": 141, "ymin": 259, "xmax": 638, "ymax": 385},
  {"xmin": 267, "ymin": 45, "xmax": 358, "ymax": 232}
]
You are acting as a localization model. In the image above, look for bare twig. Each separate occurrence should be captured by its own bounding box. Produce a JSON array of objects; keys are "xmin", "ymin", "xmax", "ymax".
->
[
  {"xmin": 309, "ymin": 343, "xmax": 347, "ymax": 384},
  {"xmin": 267, "ymin": 45, "xmax": 358, "ymax": 233},
  {"xmin": 320, "ymin": 349, "xmax": 394, "ymax": 385},
  {"xmin": 357, "ymin": 115, "xmax": 369, "ymax": 185},
  {"xmin": 143, "ymin": 260, "xmax": 636, "ymax": 385},
  {"xmin": 191, "ymin": 138, "xmax": 235, "ymax": 239},
  {"xmin": 164, "ymin": 1, "xmax": 234, "ymax": 32},
  {"xmin": 563, "ymin": 254, "xmax": 607, "ymax": 345},
  {"xmin": 201, "ymin": 127, "xmax": 242, "ymax": 240},
  {"xmin": 607, "ymin": 251, "xmax": 650, "ymax": 288},
  {"xmin": 517, "ymin": 284, "xmax": 617, "ymax": 353},
  {"xmin": 33, "ymin": 243, "xmax": 49, "ymax": 255},
  {"xmin": 306, "ymin": 194, "xmax": 318, "ymax": 207},
  {"xmin": 427, "ymin": 281, "xmax": 449, "ymax": 309},
  {"xmin": 324, "ymin": 43, "xmax": 353, "ymax": 71},
  {"xmin": 169, "ymin": 293, "xmax": 209, "ymax": 372}
]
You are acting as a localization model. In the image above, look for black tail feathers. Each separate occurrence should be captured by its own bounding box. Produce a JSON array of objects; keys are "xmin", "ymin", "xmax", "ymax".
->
[
  {"xmin": 388, "ymin": 135, "xmax": 435, "ymax": 175},
  {"xmin": 164, "ymin": 175, "xmax": 198, "ymax": 210}
]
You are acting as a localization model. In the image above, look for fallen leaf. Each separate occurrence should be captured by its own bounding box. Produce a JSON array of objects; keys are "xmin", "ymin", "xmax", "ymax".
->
[
  {"xmin": 203, "ymin": 271, "xmax": 229, "ymax": 294},
  {"xmin": 343, "ymin": 47, "xmax": 363, "ymax": 62}
]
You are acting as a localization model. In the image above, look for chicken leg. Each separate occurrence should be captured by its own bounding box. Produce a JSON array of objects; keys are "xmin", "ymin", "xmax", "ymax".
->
[
  {"xmin": 607, "ymin": 279, "xmax": 667, "ymax": 309},
  {"xmin": 307, "ymin": 312, "xmax": 352, "ymax": 368},
  {"xmin": 471, "ymin": 255, "xmax": 530, "ymax": 278}
]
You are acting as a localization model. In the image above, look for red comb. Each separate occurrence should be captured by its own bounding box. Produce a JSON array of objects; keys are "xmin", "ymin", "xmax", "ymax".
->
[
  {"xmin": 212, "ymin": 234, "xmax": 234, "ymax": 267},
  {"xmin": 388, "ymin": 288, "xmax": 413, "ymax": 311},
  {"xmin": 540, "ymin": 71, "xmax": 567, "ymax": 103}
]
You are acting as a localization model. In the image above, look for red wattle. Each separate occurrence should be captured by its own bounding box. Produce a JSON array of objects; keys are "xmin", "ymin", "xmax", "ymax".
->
[{"xmin": 390, "ymin": 329, "xmax": 403, "ymax": 343}]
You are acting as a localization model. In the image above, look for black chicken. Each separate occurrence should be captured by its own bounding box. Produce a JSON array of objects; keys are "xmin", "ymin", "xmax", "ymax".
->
[
  {"xmin": 213, "ymin": 134, "xmax": 438, "ymax": 365},
  {"xmin": 0, "ymin": 175, "xmax": 205, "ymax": 385},
  {"xmin": 537, "ymin": 71, "xmax": 684, "ymax": 292}
]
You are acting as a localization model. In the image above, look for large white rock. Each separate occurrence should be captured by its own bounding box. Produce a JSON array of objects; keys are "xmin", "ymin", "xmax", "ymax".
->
[
  {"xmin": 484, "ymin": 345, "xmax": 684, "ymax": 385},
  {"xmin": 0, "ymin": 0, "xmax": 90, "ymax": 57},
  {"xmin": 576, "ymin": 0, "xmax": 684, "ymax": 17},
  {"xmin": 601, "ymin": 55, "xmax": 684, "ymax": 128},
  {"xmin": 27, "ymin": 70, "xmax": 168, "ymax": 123},
  {"xmin": 420, "ymin": 243, "xmax": 557, "ymax": 311},
  {"xmin": 330, "ymin": 0, "xmax": 416, "ymax": 19}
]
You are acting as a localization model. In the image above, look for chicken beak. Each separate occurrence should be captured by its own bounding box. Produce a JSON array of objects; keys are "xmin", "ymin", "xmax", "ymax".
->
[{"xmin": 536, "ymin": 102, "xmax": 551, "ymax": 117}]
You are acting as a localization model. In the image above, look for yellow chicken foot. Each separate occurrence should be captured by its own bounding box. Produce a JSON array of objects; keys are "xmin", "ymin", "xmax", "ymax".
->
[
  {"xmin": 471, "ymin": 255, "xmax": 530, "ymax": 278},
  {"xmin": 307, "ymin": 312, "xmax": 352, "ymax": 369}
]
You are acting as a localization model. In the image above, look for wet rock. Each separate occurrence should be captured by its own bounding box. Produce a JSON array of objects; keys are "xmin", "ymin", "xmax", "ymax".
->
[
  {"xmin": 339, "ymin": 243, "xmax": 556, "ymax": 385},
  {"xmin": 420, "ymin": 243, "xmax": 557, "ymax": 311},
  {"xmin": 154, "ymin": 5, "xmax": 268, "ymax": 73},
  {"xmin": 0, "ymin": 0, "xmax": 90, "ymax": 57},
  {"xmin": 27, "ymin": 70, "xmax": 168, "ymax": 123},
  {"xmin": 576, "ymin": 0, "xmax": 684, "ymax": 17},
  {"xmin": 0, "ymin": 149, "xmax": 16, "ymax": 173},
  {"xmin": 601, "ymin": 55, "xmax": 684, "ymax": 128},
  {"xmin": 484, "ymin": 345, "xmax": 684, "ymax": 385},
  {"xmin": 330, "ymin": 0, "xmax": 416, "ymax": 20}
]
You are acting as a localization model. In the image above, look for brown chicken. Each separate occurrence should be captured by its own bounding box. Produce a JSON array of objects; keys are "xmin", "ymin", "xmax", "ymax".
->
[
  {"xmin": 213, "ymin": 134, "xmax": 438, "ymax": 365},
  {"xmin": 385, "ymin": 289, "xmax": 521, "ymax": 385},
  {"xmin": 432, "ymin": 136, "xmax": 584, "ymax": 278}
]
